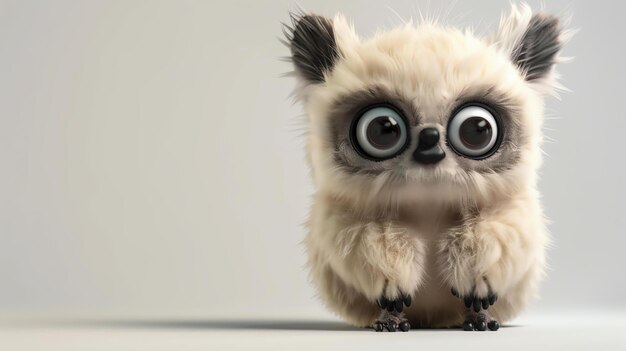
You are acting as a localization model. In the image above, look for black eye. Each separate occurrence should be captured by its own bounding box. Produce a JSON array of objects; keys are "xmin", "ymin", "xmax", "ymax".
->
[
  {"xmin": 352, "ymin": 106, "xmax": 409, "ymax": 160},
  {"xmin": 447, "ymin": 105, "xmax": 501, "ymax": 158}
]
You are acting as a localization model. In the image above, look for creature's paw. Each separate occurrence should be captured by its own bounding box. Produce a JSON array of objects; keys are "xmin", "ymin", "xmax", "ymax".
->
[
  {"xmin": 372, "ymin": 313, "xmax": 410, "ymax": 332},
  {"xmin": 461, "ymin": 310, "xmax": 499, "ymax": 332},
  {"xmin": 376, "ymin": 292, "xmax": 412, "ymax": 313},
  {"xmin": 451, "ymin": 287, "xmax": 497, "ymax": 312}
]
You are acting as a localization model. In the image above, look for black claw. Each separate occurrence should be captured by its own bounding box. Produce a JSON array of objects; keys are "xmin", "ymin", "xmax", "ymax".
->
[
  {"xmin": 473, "ymin": 297, "xmax": 482, "ymax": 312},
  {"xmin": 464, "ymin": 297, "xmax": 473, "ymax": 308},
  {"xmin": 463, "ymin": 320, "xmax": 474, "ymax": 331},
  {"xmin": 475, "ymin": 321, "xmax": 487, "ymax": 331},
  {"xmin": 378, "ymin": 296, "xmax": 389, "ymax": 309},
  {"xmin": 481, "ymin": 298, "xmax": 489, "ymax": 310},
  {"xmin": 403, "ymin": 294, "xmax": 412, "ymax": 307},
  {"xmin": 399, "ymin": 321, "xmax": 410, "ymax": 332},
  {"xmin": 386, "ymin": 321, "xmax": 398, "ymax": 332},
  {"xmin": 386, "ymin": 303, "xmax": 394, "ymax": 312},
  {"xmin": 451, "ymin": 288, "xmax": 458, "ymax": 297},
  {"xmin": 394, "ymin": 299, "xmax": 403, "ymax": 312},
  {"xmin": 489, "ymin": 294, "xmax": 498, "ymax": 305},
  {"xmin": 373, "ymin": 322, "xmax": 384, "ymax": 332},
  {"xmin": 488, "ymin": 320, "xmax": 500, "ymax": 331}
]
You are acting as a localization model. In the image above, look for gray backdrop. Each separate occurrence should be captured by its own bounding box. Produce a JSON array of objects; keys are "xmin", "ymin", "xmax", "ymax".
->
[{"xmin": 0, "ymin": 0, "xmax": 624, "ymax": 320}]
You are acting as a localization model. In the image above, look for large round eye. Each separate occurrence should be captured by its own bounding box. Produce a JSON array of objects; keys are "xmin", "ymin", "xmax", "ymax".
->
[
  {"xmin": 447, "ymin": 105, "xmax": 501, "ymax": 158},
  {"xmin": 352, "ymin": 106, "xmax": 409, "ymax": 160}
]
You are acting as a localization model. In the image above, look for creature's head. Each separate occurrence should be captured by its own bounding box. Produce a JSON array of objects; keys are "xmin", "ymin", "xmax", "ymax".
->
[{"xmin": 284, "ymin": 4, "xmax": 569, "ymax": 213}]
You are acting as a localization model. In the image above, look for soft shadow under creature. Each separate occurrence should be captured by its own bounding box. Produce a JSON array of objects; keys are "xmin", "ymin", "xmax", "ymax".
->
[
  {"xmin": 26, "ymin": 318, "xmax": 519, "ymax": 331},
  {"xmin": 33, "ymin": 319, "xmax": 360, "ymax": 331}
]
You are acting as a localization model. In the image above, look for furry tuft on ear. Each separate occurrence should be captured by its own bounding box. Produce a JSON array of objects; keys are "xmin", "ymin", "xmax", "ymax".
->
[
  {"xmin": 284, "ymin": 13, "xmax": 339, "ymax": 84},
  {"xmin": 491, "ymin": 4, "xmax": 568, "ymax": 87}
]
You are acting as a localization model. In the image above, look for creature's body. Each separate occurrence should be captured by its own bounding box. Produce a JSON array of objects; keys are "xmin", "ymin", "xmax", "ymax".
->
[{"xmin": 284, "ymin": 4, "xmax": 568, "ymax": 331}]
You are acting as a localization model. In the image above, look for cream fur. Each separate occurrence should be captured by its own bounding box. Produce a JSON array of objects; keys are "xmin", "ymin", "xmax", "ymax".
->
[{"xmin": 291, "ymin": 4, "xmax": 566, "ymax": 328}]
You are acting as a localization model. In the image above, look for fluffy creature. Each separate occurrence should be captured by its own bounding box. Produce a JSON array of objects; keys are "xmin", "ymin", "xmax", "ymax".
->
[{"xmin": 283, "ymin": 3, "xmax": 569, "ymax": 331}]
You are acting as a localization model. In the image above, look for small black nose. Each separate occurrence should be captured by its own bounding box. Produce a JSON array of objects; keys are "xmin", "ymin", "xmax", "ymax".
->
[
  {"xmin": 419, "ymin": 128, "xmax": 440, "ymax": 147},
  {"xmin": 413, "ymin": 127, "xmax": 446, "ymax": 164}
]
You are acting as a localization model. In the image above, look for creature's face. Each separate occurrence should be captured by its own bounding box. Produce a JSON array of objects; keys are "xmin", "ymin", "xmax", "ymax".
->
[{"xmin": 285, "ymin": 5, "xmax": 567, "ymax": 211}]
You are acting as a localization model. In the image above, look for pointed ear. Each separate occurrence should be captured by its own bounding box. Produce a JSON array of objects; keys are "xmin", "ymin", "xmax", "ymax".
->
[
  {"xmin": 491, "ymin": 4, "xmax": 567, "ymax": 85},
  {"xmin": 284, "ymin": 13, "xmax": 340, "ymax": 84}
]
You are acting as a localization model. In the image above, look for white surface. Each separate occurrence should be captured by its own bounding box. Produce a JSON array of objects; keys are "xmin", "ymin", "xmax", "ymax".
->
[{"xmin": 1, "ymin": 313, "xmax": 625, "ymax": 351}]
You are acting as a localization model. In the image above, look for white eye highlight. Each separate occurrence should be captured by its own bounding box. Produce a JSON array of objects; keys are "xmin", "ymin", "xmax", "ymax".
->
[
  {"xmin": 447, "ymin": 105, "xmax": 500, "ymax": 158},
  {"xmin": 352, "ymin": 106, "xmax": 409, "ymax": 160}
]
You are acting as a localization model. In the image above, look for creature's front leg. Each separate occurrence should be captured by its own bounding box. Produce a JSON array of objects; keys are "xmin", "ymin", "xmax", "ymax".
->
[
  {"xmin": 439, "ymin": 198, "xmax": 546, "ymax": 331},
  {"xmin": 310, "ymin": 207, "xmax": 426, "ymax": 332},
  {"xmin": 344, "ymin": 222, "xmax": 426, "ymax": 332},
  {"xmin": 364, "ymin": 223, "xmax": 426, "ymax": 332}
]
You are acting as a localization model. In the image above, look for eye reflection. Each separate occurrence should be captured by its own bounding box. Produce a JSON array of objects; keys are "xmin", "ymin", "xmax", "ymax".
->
[
  {"xmin": 459, "ymin": 117, "xmax": 493, "ymax": 149},
  {"xmin": 366, "ymin": 116, "xmax": 401, "ymax": 149}
]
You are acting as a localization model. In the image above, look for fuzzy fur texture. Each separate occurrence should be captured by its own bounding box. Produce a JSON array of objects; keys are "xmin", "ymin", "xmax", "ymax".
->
[{"xmin": 285, "ymin": 3, "xmax": 568, "ymax": 328}]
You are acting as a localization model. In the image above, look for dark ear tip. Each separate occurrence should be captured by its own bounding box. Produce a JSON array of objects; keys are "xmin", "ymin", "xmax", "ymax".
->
[
  {"xmin": 285, "ymin": 12, "xmax": 329, "ymax": 34},
  {"xmin": 532, "ymin": 13, "xmax": 561, "ymax": 32},
  {"xmin": 290, "ymin": 12, "xmax": 321, "ymax": 24},
  {"xmin": 534, "ymin": 13, "xmax": 560, "ymax": 23},
  {"xmin": 291, "ymin": 14, "xmax": 334, "ymax": 40}
]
